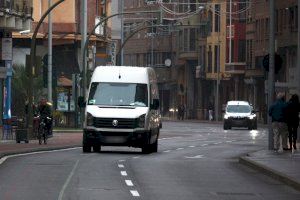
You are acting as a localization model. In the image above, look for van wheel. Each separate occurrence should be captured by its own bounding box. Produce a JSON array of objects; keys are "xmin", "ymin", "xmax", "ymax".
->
[
  {"xmin": 83, "ymin": 143, "xmax": 91, "ymax": 153},
  {"xmin": 151, "ymin": 139, "xmax": 158, "ymax": 153},
  {"xmin": 93, "ymin": 145, "xmax": 101, "ymax": 152},
  {"xmin": 142, "ymin": 144, "xmax": 151, "ymax": 154}
]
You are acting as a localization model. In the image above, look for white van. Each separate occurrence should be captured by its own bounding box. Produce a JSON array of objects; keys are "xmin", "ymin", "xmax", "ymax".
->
[{"xmin": 82, "ymin": 66, "xmax": 161, "ymax": 153}]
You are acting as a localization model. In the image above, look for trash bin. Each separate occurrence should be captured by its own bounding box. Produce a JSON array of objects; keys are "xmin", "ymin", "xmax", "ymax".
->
[{"xmin": 16, "ymin": 129, "xmax": 29, "ymax": 143}]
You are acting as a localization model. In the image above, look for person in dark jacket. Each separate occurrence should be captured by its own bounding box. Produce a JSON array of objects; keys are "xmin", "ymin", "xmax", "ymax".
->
[
  {"xmin": 286, "ymin": 94, "xmax": 300, "ymax": 150},
  {"xmin": 269, "ymin": 93, "xmax": 289, "ymax": 152}
]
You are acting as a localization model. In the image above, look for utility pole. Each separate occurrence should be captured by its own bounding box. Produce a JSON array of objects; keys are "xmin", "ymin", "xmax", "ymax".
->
[
  {"xmin": 81, "ymin": 0, "xmax": 87, "ymax": 124},
  {"xmin": 215, "ymin": 4, "xmax": 220, "ymax": 121},
  {"xmin": 48, "ymin": 0, "xmax": 53, "ymax": 103},
  {"xmin": 120, "ymin": 0, "xmax": 124, "ymax": 65},
  {"xmin": 229, "ymin": 0, "xmax": 232, "ymax": 64},
  {"xmin": 268, "ymin": 0, "xmax": 275, "ymax": 150},
  {"xmin": 298, "ymin": 0, "xmax": 300, "ymax": 94}
]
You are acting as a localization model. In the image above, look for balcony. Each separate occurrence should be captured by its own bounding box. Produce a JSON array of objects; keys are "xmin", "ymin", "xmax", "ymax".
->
[
  {"xmin": 225, "ymin": 62, "xmax": 246, "ymax": 74},
  {"xmin": 0, "ymin": 0, "xmax": 32, "ymax": 31},
  {"xmin": 244, "ymin": 68, "xmax": 264, "ymax": 78}
]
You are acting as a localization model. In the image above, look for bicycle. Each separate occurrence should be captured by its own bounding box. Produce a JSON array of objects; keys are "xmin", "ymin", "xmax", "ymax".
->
[{"xmin": 37, "ymin": 116, "xmax": 51, "ymax": 145}]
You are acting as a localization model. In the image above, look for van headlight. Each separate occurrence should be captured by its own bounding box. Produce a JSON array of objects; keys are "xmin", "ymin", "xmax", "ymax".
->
[
  {"xmin": 137, "ymin": 114, "xmax": 146, "ymax": 128},
  {"xmin": 86, "ymin": 112, "xmax": 94, "ymax": 126}
]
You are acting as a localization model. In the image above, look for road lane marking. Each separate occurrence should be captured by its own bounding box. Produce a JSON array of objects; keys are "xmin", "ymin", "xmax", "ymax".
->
[
  {"xmin": 118, "ymin": 164, "xmax": 124, "ymax": 168},
  {"xmin": 163, "ymin": 150, "xmax": 171, "ymax": 153},
  {"xmin": 158, "ymin": 137, "xmax": 182, "ymax": 140},
  {"xmin": 188, "ymin": 146, "xmax": 195, "ymax": 148},
  {"xmin": 130, "ymin": 190, "xmax": 140, "ymax": 197},
  {"xmin": 185, "ymin": 155, "xmax": 204, "ymax": 159},
  {"xmin": 226, "ymin": 141, "xmax": 233, "ymax": 143},
  {"xmin": 118, "ymin": 160, "xmax": 125, "ymax": 162},
  {"xmin": 176, "ymin": 148, "xmax": 184, "ymax": 150},
  {"xmin": 0, "ymin": 147, "xmax": 81, "ymax": 166},
  {"xmin": 125, "ymin": 180, "xmax": 134, "ymax": 187},
  {"xmin": 121, "ymin": 171, "xmax": 127, "ymax": 176},
  {"xmin": 201, "ymin": 144, "xmax": 208, "ymax": 146},
  {"xmin": 132, "ymin": 156, "xmax": 140, "ymax": 159},
  {"xmin": 58, "ymin": 160, "xmax": 79, "ymax": 200}
]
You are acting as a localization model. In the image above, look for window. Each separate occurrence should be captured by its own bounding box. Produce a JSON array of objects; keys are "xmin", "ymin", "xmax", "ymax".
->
[
  {"xmin": 214, "ymin": 4, "xmax": 220, "ymax": 32},
  {"xmin": 238, "ymin": 40, "xmax": 246, "ymax": 62},
  {"xmin": 184, "ymin": 29, "xmax": 188, "ymax": 51},
  {"xmin": 208, "ymin": 46, "xmax": 212, "ymax": 73},
  {"xmin": 190, "ymin": 28, "xmax": 196, "ymax": 51}
]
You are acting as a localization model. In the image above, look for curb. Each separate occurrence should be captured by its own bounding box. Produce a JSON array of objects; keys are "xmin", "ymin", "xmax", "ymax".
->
[
  {"xmin": 0, "ymin": 144, "xmax": 82, "ymax": 160},
  {"xmin": 239, "ymin": 156, "xmax": 300, "ymax": 191}
]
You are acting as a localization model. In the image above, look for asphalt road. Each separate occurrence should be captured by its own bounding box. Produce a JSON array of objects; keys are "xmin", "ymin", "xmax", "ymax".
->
[{"xmin": 0, "ymin": 121, "xmax": 299, "ymax": 200}]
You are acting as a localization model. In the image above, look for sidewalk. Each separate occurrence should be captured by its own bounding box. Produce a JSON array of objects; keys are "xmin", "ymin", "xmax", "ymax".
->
[
  {"xmin": 239, "ymin": 148, "xmax": 300, "ymax": 191},
  {"xmin": 0, "ymin": 130, "xmax": 82, "ymax": 159}
]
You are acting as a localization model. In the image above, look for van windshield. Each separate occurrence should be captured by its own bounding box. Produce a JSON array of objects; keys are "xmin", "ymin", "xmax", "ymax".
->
[
  {"xmin": 226, "ymin": 105, "xmax": 251, "ymax": 113},
  {"xmin": 88, "ymin": 82, "xmax": 148, "ymax": 107}
]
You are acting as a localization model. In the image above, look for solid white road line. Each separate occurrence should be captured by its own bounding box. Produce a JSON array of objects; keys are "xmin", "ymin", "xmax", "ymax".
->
[
  {"xmin": 130, "ymin": 190, "xmax": 140, "ymax": 197},
  {"xmin": 125, "ymin": 180, "xmax": 134, "ymax": 187},
  {"xmin": 121, "ymin": 171, "xmax": 128, "ymax": 176},
  {"xmin": 0, "ymin": 147, "xmax": 81, "ymax": 166},
  {"xmin": 58, "ymin": 160, "xmax": 79, "ymax": 200}
]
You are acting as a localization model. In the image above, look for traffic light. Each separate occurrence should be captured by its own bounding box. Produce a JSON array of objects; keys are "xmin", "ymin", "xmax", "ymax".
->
[{"xmin": 262, "ymin": 53, "xmax": 283, "ymax": 74}]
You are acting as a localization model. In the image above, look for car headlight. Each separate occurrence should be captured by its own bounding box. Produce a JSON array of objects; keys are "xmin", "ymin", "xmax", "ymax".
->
[
  {"xmin": 248, "ymin": 115, "xmax": 256, "ymax": 120},
  {"xmin": 137, "ymin": 114, "xmax": 146, "ymax": 128},
  {"xmin": 224, "ymin": 114, "xmax": 229, "ymax": 119},
  {"xmin": 86, "ymin": 112, "xmax": 94, "ymax": 126}
]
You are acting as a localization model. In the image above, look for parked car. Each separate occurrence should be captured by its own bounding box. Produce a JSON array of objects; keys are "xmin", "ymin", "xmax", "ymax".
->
[{"xmin": 223, "ymin": 101, "xmax": 257, "ymax": 130}]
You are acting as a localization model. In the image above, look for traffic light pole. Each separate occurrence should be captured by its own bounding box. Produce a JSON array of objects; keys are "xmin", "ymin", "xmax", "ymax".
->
[{"xmin": 268, "ymin": 0, "xmax": 275, "ymax": 150}]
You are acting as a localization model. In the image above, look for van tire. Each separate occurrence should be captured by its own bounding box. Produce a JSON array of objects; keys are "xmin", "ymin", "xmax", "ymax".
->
[
  {"xmin": 151, "ymin": 139, "xmax": 158, "ymax": 153},
  {"xmin": 93, "ymin": 145, "xmax": 101, "ymax": 152},
  {"xmin": 83, "ymin": 143, "xmax": 91, "ymax": 153},
  {"xmin": 142, "ymin": 144, "xmax": 151, "ymax": 154}
]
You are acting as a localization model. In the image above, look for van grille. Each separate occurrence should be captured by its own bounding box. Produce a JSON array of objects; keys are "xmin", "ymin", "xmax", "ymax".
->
[{"xmin": 93, "ymin": 118, "xmax": 136, "ymax": 129}]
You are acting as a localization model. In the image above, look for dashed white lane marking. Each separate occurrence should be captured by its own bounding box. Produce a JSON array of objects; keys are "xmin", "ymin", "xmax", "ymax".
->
[
  {"xmin": 121, "ymin": 171, "xmax": 128, "ymax": 176},
  {"xmin": 125, "ymin": 180, "xmax": 134, "ymax": 187},
  {"xmin": 118, "ymin": 160, "xmax": 125, "ymax": 162},
  {"xmin": 118, "ymin": 164, "xmax": 124, "ymax": 168},
  {"xmin": 58, "ymin": 160, "xmax": 79, "ymax": 200},
  {"xmin": 189, "ymin": 146, "xmax": 195, "ymax": 148},
  {"xmin": 158, "ymin": 137, "xmax": 182, "ymax": 141},
  {"xmin": 176, "ymin": 148, "xmax": 184, "ymax": 150},
  {"xmin": 132, "ymin": 156, "xmax": 140, "ymax": 159},
  {"xmin": 130, "ymin": 190, "xmax": 140, "ymax": 197},
  {"xmin": 163, "ymin": 150, "xmax": 171, "ymax": 153},
  {"xmin": 185, "ymin": 155, "xmax": 204, "ymax": 159},
  {"xmin": 214, "ymin": 142, "xmax": 222, "ymax": 145}
]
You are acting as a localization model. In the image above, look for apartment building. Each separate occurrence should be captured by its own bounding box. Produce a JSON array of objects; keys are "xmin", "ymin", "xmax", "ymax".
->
[
  {"xmin": 245, "ymin": 0, "xmax": 298, "ymax": 121},
  {"xmin": 12, "ymin": 0, "xmax": 109, "ymax": 126},
  {"xmin": 122, "ymin": 0, "xmax": 177, "ymax": 117}
]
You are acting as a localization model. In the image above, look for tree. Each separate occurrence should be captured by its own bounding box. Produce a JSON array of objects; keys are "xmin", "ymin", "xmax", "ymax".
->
[{"xmin": 12, "ymin": 65, "xmax": 44, "ymax": 118}]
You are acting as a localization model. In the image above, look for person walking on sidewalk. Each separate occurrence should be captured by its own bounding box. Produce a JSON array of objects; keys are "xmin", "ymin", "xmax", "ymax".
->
[
  {"xmin": 286, "ymin": 94, "xmax": 300, "ymax": 150},
  {"xmin": 269, "ymin": 93, "xmax": 289, "ymax": 152}
]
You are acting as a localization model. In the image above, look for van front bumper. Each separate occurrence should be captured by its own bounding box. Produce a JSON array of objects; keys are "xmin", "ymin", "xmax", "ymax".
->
[{"xmin": 83, "ymin": 128, "xmax": 150, "ymax": 147}]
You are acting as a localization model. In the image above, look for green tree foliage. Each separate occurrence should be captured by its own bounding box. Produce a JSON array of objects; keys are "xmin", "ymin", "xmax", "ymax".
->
[{"xmin": 12, "ymin": 65, "xmax": 44, "ymax": 117}]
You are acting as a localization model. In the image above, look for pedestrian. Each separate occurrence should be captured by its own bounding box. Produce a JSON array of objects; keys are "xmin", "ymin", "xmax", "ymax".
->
[
  {"xmin": 268, "ymin": 93, "xmax": 289, "ymax": 152},
  {"xmin": 178, "ymin": 104, "xmax": 185, "ymax": 120},
  {"xmin": 286, "ymin": 94, "xmax": 300, "ymax": 150},
  {"xmin": 208, "ymin": 102, "xmax": 214, "ymax": 121}
]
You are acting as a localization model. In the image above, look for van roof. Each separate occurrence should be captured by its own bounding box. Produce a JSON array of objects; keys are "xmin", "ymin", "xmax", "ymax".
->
[
  {"xmin": 91, "ymin": 66, "xmax": 153, "ymax": 84},
  {"xmin": 226, "ymin": 101, "xmax": 250, "ymax": 106}
]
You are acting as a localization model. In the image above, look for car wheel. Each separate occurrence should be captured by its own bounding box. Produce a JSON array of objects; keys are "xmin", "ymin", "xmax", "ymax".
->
[
  {"xmin": 83, "ymin": 143, "xmax": 91, "ymax": 153},
  {"xmin": 223, "ymin": 123, "xmax": 228, "ymax": 130}
]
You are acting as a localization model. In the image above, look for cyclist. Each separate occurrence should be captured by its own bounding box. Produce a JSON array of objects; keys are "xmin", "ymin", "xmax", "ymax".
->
[{"xmin": 37, "ymin": 97, "xmax": 53, "ymax": 138}]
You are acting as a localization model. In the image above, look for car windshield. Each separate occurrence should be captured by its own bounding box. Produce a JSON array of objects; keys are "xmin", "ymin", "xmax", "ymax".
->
[
  {"xmin": 88, "ymin": 82, "xmax": 148, "ymax": 107},
  {"xmin": 226, "ymin": 105, "xmax": 251, "ymax": 113}
]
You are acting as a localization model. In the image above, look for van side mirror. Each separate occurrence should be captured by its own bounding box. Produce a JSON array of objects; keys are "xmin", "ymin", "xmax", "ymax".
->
[
  {"xmin": 151, "ymin": 99, "xmax": 159, "ymax": 110},
  {"xmin": 78, "ymin": 96, "xmax": 86, "ymax": 108}
]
